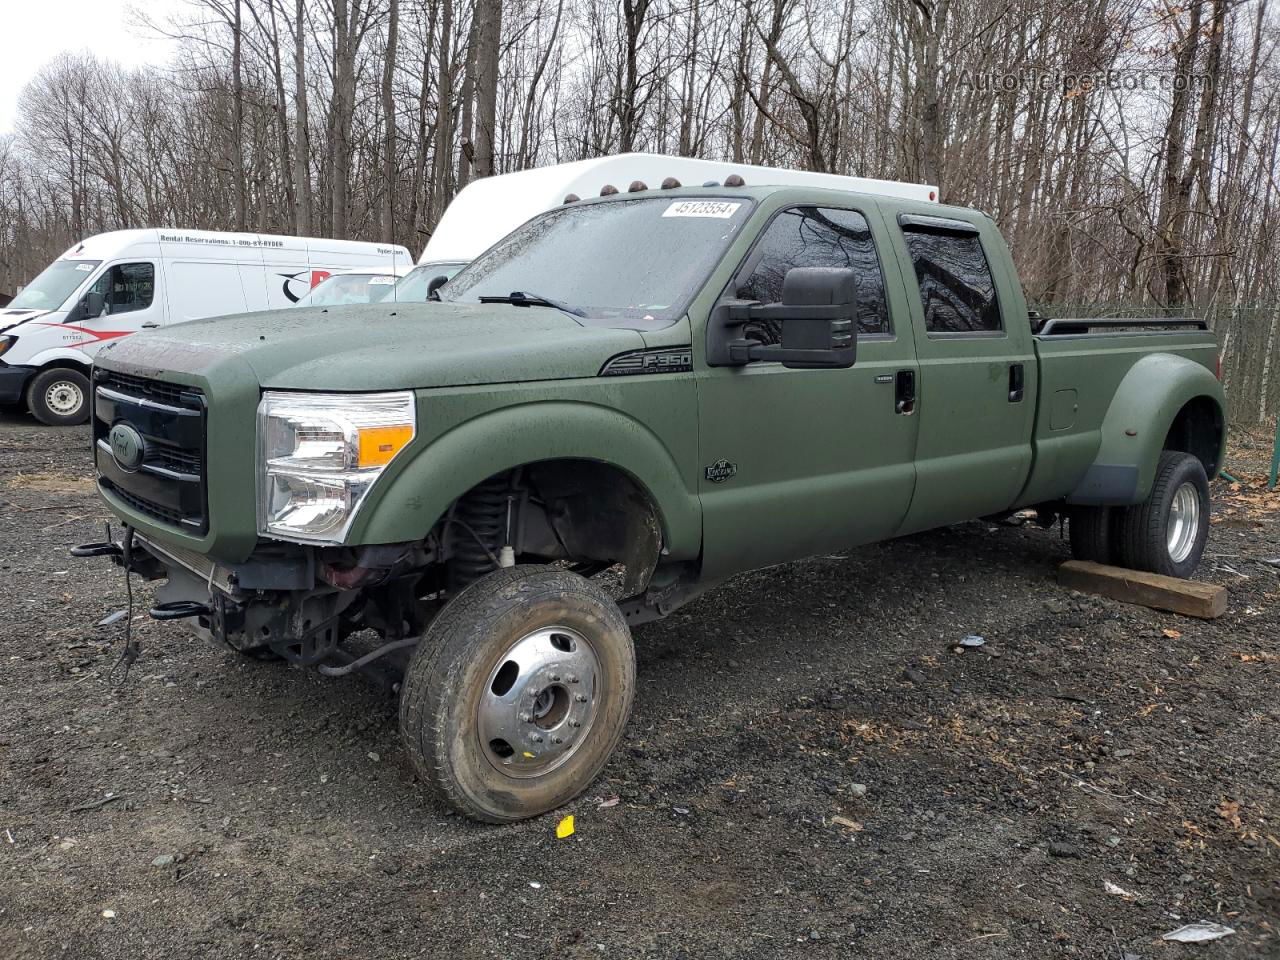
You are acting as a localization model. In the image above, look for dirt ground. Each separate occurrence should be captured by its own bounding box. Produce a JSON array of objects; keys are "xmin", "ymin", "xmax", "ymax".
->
[{"xmin": 1, "ymin": 412, "xmax": 1277, "ymax": 960}]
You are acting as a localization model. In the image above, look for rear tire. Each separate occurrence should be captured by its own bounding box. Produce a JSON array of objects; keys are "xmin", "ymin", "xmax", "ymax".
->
[
  {"xmin": 27, "ymin": 367, "xmax": 91, "ymax": 426},
  {"xmin": 1067, "ymin": 505, "xmax": 1117, "ymax": 564},
  {"xmin": 399, "ymin": 565, "xmax": 635, "ymax": 823},
  {"xmin": 1116, "ymin": 451, "xmax": 1210, "ymax": 578}
]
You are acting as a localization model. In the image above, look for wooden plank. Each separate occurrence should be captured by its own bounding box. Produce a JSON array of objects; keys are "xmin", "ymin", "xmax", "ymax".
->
[{"xmin": 1057, "ymin": 560, "xmax": 1227, "ymax": 620}]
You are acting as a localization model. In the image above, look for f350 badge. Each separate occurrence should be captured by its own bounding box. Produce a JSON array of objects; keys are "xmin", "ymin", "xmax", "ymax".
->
[{"xmin": 705, "ymin": 459, "xmax": 738, "ymax": 483}]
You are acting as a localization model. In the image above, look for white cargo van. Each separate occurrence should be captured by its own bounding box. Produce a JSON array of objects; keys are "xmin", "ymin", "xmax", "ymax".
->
[{"xmin": 0, "ymin": 229, "xmax": 412, "ymax": 424}]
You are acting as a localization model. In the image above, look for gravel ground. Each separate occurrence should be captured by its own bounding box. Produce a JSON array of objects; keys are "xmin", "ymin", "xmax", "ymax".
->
[{"xmin": 1, "ymin": 412, "xmax": 1277, "ymax": 960}]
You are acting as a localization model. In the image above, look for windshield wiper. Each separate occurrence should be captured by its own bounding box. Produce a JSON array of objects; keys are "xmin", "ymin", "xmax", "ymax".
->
[{"xmin": 478, "ymin": 290, "xmax": 587, "ymax": 318}]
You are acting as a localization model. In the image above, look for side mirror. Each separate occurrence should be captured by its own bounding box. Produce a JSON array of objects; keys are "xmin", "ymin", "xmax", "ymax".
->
[
  {"xmin": 708, "ymin": 267, "xmax": 857, "ymax": 369},
  {"xmin": 425, "ymin": 274, "xmax": 449, "ymax": 300},
  {"xmin": 84, "ymin": 291, "xmax": 106, "ymax": 319}
]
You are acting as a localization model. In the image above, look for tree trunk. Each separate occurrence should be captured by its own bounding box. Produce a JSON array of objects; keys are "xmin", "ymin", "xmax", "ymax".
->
[
  {"xmin": 472, "ymin": 0, "xmax": 501, "ymax": 178},
  {"xmin": 232, "ymin": 0, "xmax": 247, "ymax": 231},
  {"xmin": 293, "ymin": 0, "xmax": 312, "ymax": 235},
  {"xmin": 382, "ymin": 0, "xmax": 399, "ymax": 240}
]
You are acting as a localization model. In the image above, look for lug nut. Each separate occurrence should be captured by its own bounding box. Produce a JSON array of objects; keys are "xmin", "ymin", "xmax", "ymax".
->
[
  {"xmin": 531, "ymin": 734, "xmax": 543, "ymax": 743},
  {"xmin": 520, "ymin": 713, "xmax": 532, "ymax": 723},
  {"xmin": 552, "ymin": 736, "xmax": 564, "ymax": 744},
  {"xmin": 575, "ymin": 694, "xmax": 588, "ymax": 703},
  {"xmin": 569, "ymin": 720, "xmax": 581, "ymax": 728},
  {"xmin": 550, "ymin": 674, "xmax": 560, "ymax": 682},
  {"xmin": 568, "ymin": 675, "xmax": 579, "ymax": 684}
]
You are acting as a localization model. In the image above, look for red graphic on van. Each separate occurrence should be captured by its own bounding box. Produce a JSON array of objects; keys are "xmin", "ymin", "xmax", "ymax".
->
[
  {"xmin": 280, "ymin": 269, "xmax": 333, "ymax": 303},
  {"xmin": 33, "ymin": 322, "xmax": 133, "ymax": 343}
]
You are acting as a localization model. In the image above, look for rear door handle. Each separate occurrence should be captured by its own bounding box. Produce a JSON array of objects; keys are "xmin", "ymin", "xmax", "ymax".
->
[
  {"xmin": 141, "ymin": 322, "xmax": 159, "ymax": 329},
  {"xmin": 1008, "ymin": 363, "xmax": 1025, "ymax": 403},
  {"xmin": 895, "ymin": 369, "xmax": 916, "ymax": 415}
]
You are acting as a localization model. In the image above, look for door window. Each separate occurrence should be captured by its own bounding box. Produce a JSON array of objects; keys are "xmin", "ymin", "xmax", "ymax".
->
[
  {"xmin": 900, "ymin": 226, "xmax": 1002, "ymax": 334},
  {"xmin": 737, "ymin": 206, "xmax": 889, "ymax": 339},
  {"xmin": 88, "ymin": 262, "xmax": 155, "ymax": 315}
]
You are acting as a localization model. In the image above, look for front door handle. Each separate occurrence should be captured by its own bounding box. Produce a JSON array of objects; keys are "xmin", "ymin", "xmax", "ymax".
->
[
  {"xmin": 895, "ymin": 369, "xmax": 916, "ymax": 415},
  {"xmin": 1008, "ymin": 363, "xmax": 1025, "ymax": 403}
]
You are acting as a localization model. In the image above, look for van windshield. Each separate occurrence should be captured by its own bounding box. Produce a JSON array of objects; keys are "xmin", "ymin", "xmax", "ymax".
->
[
  {"xmin": 296, "ymin": 273, "xmax": 399, "ymax": 307},
  {"xmin": 9, "ymin": 260, "xmax": 101, "ymax": 311},
  {"xmin": 442, "ymin": 197, "xmax": 752, "ymax": 325}
]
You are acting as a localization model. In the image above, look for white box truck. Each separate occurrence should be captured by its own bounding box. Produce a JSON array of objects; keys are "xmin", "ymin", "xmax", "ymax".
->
[{"xmin": 0, "ymin": 229, "xmax": 412, "ymax": 424}]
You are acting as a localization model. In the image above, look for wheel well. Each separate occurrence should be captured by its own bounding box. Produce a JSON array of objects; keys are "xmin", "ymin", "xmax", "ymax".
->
[
  {"xmin": 438, "ymin": 459, "xmax": 666, "ymax": 598},
  {"xmin": 1164, "ymin": 396, "xmax": 1223, "ymax": 477}
]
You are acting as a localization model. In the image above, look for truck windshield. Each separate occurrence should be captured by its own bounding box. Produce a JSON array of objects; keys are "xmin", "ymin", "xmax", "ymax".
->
[
  {"xmin": 9, "ymin": 259, "xmax": 101, "ymax": 311},
  {"xmin": 442, "ymin": 197, "xmax": 752, "ymax": 324}
]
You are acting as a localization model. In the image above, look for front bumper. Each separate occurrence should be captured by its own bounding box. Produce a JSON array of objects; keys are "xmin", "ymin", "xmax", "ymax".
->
[
  {"xmin": 0, "ymin": 362, "xmax": 34, "ymax": 405},
  {"xmin": 73, "ymin": 526, "xmax": 352, "ymax": 665}
]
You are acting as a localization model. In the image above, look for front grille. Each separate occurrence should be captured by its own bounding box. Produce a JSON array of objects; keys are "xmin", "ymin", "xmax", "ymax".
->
[{"xmin": 92, "ymin": 368, "xmax": 208, "ymax": 534}]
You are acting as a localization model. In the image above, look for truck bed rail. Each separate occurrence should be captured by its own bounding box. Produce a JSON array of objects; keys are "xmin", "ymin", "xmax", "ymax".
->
[{"xmin": 1036, "ymin": 316, "xmax": 1210, "ymax": 337}]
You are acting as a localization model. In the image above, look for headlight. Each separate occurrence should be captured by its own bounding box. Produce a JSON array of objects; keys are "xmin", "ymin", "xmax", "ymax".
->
[
  {"xmin": 257, "ymin": 391, "xmax": 416, "ymax": 543},
  {"xmin": 0, "ymin": 336, "xmax": 16, "ymax": 359}
]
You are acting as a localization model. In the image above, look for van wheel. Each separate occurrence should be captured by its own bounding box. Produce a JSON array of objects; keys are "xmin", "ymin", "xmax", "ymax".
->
[
  {"xmin": 1116, "ymin": 451, "xmax": 1210, "ymax": 578},
  {"xmin": 28, "ymin": 368, "xmax": 91, "ymax": 426},
  {"xmin": 399, "ymin": 565, "xmax": 635, "ymax": 823},
  {"xmin": 1067, "ymin": 505, "xmax": 1119, "ymax": 564}
]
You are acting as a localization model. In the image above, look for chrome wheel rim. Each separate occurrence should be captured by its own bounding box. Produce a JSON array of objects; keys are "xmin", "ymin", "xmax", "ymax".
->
[
  {"xmin": 477, "ymin": 625, "xmax": 600, "ymax": 779},
  {"xmin": 1167, "ymin": 481, "xmax": 1201, "ymax": 564}
]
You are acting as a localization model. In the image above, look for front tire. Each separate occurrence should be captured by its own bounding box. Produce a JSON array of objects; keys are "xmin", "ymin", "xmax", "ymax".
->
[
  {"xmin": 1067, "ymin": 505, "xmax": 1118, "ymax": 564},
  {"xmin": 399, "ymin": 565, "xmax": 635, "ymax": 823},
  {"xmin": 1116, "ymin": 451, "xmax": 1210, "ymax": 578},
  {"xmin": 27, "ymin": 367, "xmax": 91, "ymax": 426}
]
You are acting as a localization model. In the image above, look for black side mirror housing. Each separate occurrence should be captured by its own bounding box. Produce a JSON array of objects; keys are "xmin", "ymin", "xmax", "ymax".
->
[
  {"xmin": 79, "ymin": 291, "xmax": 106, "ymax": 320},
  {"xmin": 425, "ymin": 274, "xmax": 449, "ymax": 300},
  {"xmin": 708, "ymin": 267, "xmax": 857, "ymax": 369}
]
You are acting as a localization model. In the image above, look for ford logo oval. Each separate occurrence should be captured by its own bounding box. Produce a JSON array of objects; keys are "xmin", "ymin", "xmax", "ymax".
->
[{"xmin": 108, "ymin": 422, "xmax": 146, "ymax": 473}]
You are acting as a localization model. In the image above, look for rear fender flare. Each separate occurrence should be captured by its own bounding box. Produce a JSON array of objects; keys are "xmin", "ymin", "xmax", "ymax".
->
[
  {"xmin": 349, "ymin": 400, "xmax": 701, "ymax": 560},
  {"xmin": 1067, "ymin": 353, "xmax": 1225, "ymax": 506}
]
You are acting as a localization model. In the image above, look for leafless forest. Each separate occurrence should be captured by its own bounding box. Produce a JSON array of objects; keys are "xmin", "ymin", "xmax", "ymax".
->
[{"xmin": 1, "ymin": 0, "xmax": 1277, "ymax": 422}]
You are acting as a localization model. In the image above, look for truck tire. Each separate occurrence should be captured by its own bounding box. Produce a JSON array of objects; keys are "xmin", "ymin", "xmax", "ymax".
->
[
  {"xmin": 28, "ymin": 367, "xmax": 91, "ymax": 426},
  {"xmin": 1067, "ymin": 505, "xmax": 1117, "ymax": 564},
  {"xmin": 399, "ymin": 565, "xmax": 635, "ymax": 823},
  {"xmin": 1115, "ymin": 451, "xmax": 1210, "ymax": 578}
]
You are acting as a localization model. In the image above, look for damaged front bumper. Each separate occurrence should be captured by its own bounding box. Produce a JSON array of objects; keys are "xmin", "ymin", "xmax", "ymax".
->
[{"xmin": 73, "ymin": 527, "xmax": 356, "ymax": 665}]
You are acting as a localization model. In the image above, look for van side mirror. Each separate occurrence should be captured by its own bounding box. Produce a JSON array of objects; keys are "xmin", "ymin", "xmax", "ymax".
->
[
  {"xmin": 84, "ymin": 291, "xmax": 106, "ymax": 319},
  {"xmin": 66, "ymin": 291, "xmax": 105, "ymax": 323},
  {"xmin": 708, "ymin": 267, "xmax": 857, "ymax": 369}
]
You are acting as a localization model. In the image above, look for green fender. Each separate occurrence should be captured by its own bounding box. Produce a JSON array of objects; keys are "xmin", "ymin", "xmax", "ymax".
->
[
  {"xmin": 1067, "ymin": 353, "xmax": 1226, "ymax": 506},
  {"xmin": 347, "ymin": 400, "xmax": 701, "ymax": 559}
]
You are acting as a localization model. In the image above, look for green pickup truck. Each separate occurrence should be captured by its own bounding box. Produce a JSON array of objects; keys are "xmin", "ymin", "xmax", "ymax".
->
[{"xmin": 75, "ymin": 176, "xmax": 1225, "ymax": 822}]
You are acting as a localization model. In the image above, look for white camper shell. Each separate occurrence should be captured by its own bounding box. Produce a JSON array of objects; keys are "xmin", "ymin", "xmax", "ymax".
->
[
  {"xmin": 0, "ymin": 229, "xmax": 412, "ymax": 424},
  {"xmin": 419, "ymin": 153, "xmax": 937, "ymax": 267}
]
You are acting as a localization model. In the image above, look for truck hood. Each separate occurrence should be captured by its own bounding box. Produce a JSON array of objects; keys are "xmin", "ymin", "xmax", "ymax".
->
[{"xmin": 98, "ymin": 302, "xmax": 647, "ymax": 390}]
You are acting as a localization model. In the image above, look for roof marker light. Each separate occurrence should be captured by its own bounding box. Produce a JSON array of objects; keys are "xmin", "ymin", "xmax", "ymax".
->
[
  {"xmin": 702, "ymin": 180, "xmax": 720, "ymax": 187},
  {"xmin": 563, "ymin": 193, "xmax": 580, "ymax": 204},
  {"xmin": 661, "ymin": 177, "xmax": 681, "ymax": 189},
  {"xmin": 724, "ymin": 174, "xmax": 745, "ymax": 187},
  {"xmin": 628, "ymin": 180, "xmax": 647, "ymax": 192},
  {"xmin": 929, "ymin": 190, "xmax": 937, "ymax": 201},
  {"xmin": 600, "ymin": 184, "xmax": 619, "ymax": 196}
]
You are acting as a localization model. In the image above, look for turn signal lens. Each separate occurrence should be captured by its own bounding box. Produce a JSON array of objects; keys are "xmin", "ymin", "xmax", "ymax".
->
[
  {"xmin": 358, "ymin": 423, "xmax": 414, "ymax": 467},
  {"xmin": 0, "ymin": 336, "xmax": 15, "ymax": 358}
]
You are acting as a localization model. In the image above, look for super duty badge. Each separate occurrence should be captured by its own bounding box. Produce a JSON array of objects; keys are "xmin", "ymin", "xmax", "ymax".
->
[{"xmin": 705, "ymin": 459, "xmax": 738, "ymax": 483}]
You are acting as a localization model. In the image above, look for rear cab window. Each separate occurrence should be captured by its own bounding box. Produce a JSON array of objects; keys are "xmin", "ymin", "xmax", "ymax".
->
[{"xmin": 898, "ymin": 215, "xmax": 1003, "ymax": 335}]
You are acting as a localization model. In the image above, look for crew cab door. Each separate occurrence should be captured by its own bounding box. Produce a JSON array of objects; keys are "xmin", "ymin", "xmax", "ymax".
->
[
  {"xmin": 696, "ymin": 203, "xmax": 920, "ymax": 580},
  {"xmin": 886, "ymin": 212, "xmax": 1037, "ymax": 534}
]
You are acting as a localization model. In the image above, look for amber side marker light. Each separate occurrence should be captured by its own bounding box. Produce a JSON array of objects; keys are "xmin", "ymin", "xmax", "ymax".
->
[{"xmin": 358, "ymin": 424, "xmax": 414, "ymax": 468}]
